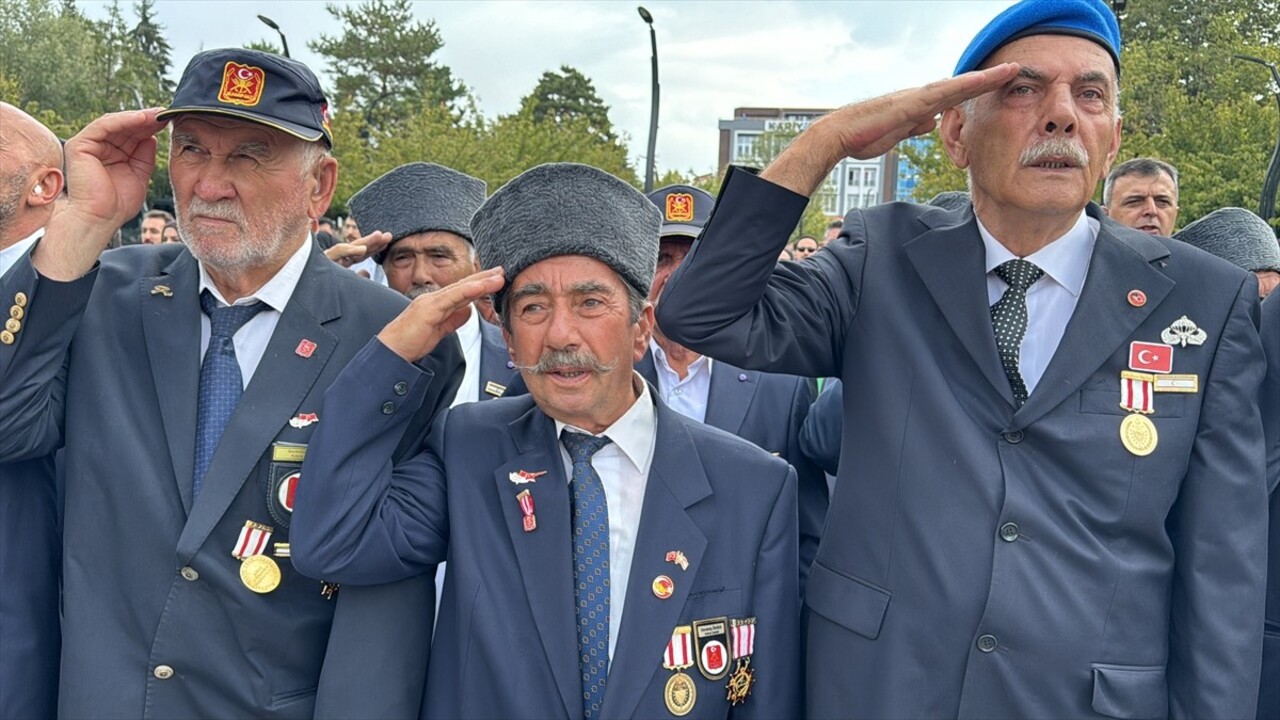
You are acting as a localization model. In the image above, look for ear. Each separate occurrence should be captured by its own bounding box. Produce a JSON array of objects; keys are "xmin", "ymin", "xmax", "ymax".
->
[
  {"xmin": 632, "ymin": 303, "xmax": 655, "ymax": 362},
  {"xmin": 28, "ymin": 166, "xmax": 64, "ymax": 207},
  {"xmin": 939, "ymin": 106, "xmax": 970, "ymax": 170},
  {"xmin": 1101, "ymin": 116, "xmax": 1123, "ymax": 179},
  {"xmin": 1101, "ymin": 205, "xmax": 1111, "ymax": 217},
  {"xmin": 307, "ymin": 154, "xmax": 339, "ymax": 220}
]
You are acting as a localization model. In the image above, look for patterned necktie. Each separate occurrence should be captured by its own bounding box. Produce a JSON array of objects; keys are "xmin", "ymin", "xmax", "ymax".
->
[
  {"xmin": 561, "ymin": 430, "xmax": 613, "ymax": 720},
  {"xmin": 990, "ymin": 259, "xmax": 1045, "ymax": 406},
  {"xmin": 194, "ymin": 290, "xmax": 266, "ymax": 498}
]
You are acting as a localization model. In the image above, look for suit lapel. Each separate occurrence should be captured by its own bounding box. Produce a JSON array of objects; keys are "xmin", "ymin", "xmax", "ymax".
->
[
  {"xmin": 637, "ymin": 350, "xmax": 659, "ymax": 388},
  {"xmin": 140, "ymin": 251, "xmax": 202, "ymax": 514},
  {"xmin": 601, "ymin": 404, "xmax": 710, "ymax": 720},
  {"xmin": 478, "ymin": 320, "xmax": 512, "ymax": 401},
  {"xmin": 904, "ymin": 218, "xmax": 1016, "ymax": 407},
  {"xmin": 495, "ymin": 405, "xmax": 579, "ymax": 719},
  {"xmin": 1016, "ymin": 215, "xmax": 1173, "ymax": 426},
  {"xmin": 704, "ymin": 362, "xmax": 756, "ymax": 435},
  {"xmin": 176, "ymin": 249, "xmax": 341, "ymax": 564}
]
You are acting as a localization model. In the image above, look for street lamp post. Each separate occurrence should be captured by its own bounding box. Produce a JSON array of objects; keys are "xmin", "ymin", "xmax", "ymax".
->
[
  {"xmin": 638, "ymin": 6, "xmax": 659, "ymax": 193},
  {"xmin": 1235, "ymin": 54, "xmax": 1280, "ymax": 221},
  {"xmin": 257, "ymin": 15, "xmax": 291, "ymax": 58}
]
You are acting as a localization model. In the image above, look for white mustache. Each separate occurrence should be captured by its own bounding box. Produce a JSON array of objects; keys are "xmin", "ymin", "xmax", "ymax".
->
[
  {"xmin": 186, "ymin": 198, "xmax": 246, "ymax": 225},
  {"xmin": 1019, "ymin": 137, "xmax": 1088, "ymax": 167}
]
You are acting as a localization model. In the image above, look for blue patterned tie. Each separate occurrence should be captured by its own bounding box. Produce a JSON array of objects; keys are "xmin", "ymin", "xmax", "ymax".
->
[
  {"xmin": 194, "ymin": 290, "xmax": 266, "ymax": 498},
  {"xmin": 561, "ymin": 430, "xmax": 613, "ymax": 720},
  {"xmin": 990, "ymin": 259, "xmax": 1044, "ymax": 406}
]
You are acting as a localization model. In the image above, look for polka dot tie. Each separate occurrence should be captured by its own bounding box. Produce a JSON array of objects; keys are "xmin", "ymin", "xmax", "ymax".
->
[
  {"xmin": 990, "ymin": 259, "xmax": 1044, "ymax": 406},
  {"xmin": 194, "ymin": 290, "xmax": 266, "ymax": 499},
  {"xmin": 561, "ymin": 430, "xmax": 613, "ymax": 720}
]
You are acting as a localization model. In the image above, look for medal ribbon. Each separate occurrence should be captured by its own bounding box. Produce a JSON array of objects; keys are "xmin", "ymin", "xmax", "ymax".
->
[
  {"xmin": 233, "ymin": 520, "xmax": 273, "ymax": 559},
  {"xmin": 731, "ymin": 619, "xmax": 756, "ymax": 659},
  {"xmin": 663, "ymin": 626, "xmax": 694, "ymax": 670},
  {"xmin": 1120, "ymin": 371, "xmax": 1155, "ymax": 414}
]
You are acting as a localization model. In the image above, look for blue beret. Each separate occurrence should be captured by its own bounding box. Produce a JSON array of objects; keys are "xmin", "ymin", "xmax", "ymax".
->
[{"xmin": 954, "ymin": 0, "xmax": 1121, "ymax": 76}]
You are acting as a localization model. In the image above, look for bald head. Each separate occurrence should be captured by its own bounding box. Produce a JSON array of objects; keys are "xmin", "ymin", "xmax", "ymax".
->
[{"xmin": 0, "ymin": 102, "xmax": 64, "ymax": 246}]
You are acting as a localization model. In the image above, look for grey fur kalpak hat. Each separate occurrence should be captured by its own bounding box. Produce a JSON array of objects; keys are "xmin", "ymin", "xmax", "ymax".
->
[
  {"xmin": 347, "ymin": 162, "xmax": 486, "ymax": 264},
  {"xmin": 470, "ymin": 163, "xmax": 661, "ymax": 304},
  {"xmin": 1173, "ymin": 207, "xmax": 1280, "ymax": 274}
]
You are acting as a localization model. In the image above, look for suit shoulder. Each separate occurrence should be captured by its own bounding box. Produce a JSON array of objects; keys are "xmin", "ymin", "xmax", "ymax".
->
[
  {"xmin": 325, "ymin": 263, "xmax": 408, "ymax": 319},
  {"xmin": 677, "ymin": 411, "xmax": 791, "ymax": 476},
  {"xmin": 98, "ymin": 243, "xmax": 184, "ymax": 279},
  {"xmin": 443, "ymin": 394, "xmax": 538, "ymax": 432}
]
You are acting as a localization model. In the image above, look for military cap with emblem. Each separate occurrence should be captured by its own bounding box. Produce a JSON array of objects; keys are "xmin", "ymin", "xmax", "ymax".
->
[
  {"xmin": 470, "ymin": 162, "xmax": 661, "ymax": 307},
  {"xmin": 953, "ymin": 0, "xmax": 1122, "ymax": 76},
  {"xmin": 647, "ymin": 184, "xmax": 714, "ymax": 239},
  {"xmin": 347, "ymin": 162, "xmax": 487, "ymax": 263},
  {"xmin": 1173, "ymin": 207, "xmax": 1280, "ymax": 274},
  {"xmin": 156, "ymin": 48, "xmax": 333, "ymax": 147}
]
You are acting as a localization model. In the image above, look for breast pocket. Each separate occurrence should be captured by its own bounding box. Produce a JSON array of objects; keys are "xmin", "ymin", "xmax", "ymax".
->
[
  {"xmin": 1080, "ymin": 388, "xmax": 1186, "ymax": 418},
  {"xmin": 682, "ymin": 587, "xmax": 743, "ymax": 621}
]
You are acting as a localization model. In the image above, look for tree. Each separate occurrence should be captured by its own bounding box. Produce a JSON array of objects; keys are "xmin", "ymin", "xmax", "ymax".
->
[
  {"xmin": 736, "ymin": 126, "xmax": 835, "ymax": 240},
  {"xmin": 131, "ymin": 0, "xmax": 173, "ymax": 100},
  {"xmin": 520, "ymin": 65, "xmax": 617, "ymax": 145},
  {"xmin": 309, "ymin": 0, "xmax": 465, "ymax": 132}
]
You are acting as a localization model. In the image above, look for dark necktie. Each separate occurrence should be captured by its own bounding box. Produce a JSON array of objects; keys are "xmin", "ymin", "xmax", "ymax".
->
[
  {"xmin": 990, "ymin": 259, "xmax": 1044, "ymax": 406},
  {"xmin": 561, "ymin": 430, "xmax": 613, "ymax": 720},
  {"xmin": 194, "ymin": 290, "xmax": 266, "ymax": 498}
]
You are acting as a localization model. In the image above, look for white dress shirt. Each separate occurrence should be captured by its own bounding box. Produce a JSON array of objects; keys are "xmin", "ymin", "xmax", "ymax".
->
[
  {"xmin": 978, "ymin": 212, "xmax": 1097, "ymax": 394},
  {"xmin": 650, "ymin": 338, "xmax": 712, "ymax": 423},
  {"xmin": 0, "ymin": 228, "xmax": 41, "ymax": 279},
  {"xmin": 449, "ymin": 310, "xmax": 483, "ymax": 407},
  {"xmin": 348, "ymin": 256, "xmax": 388, "ymax": 287},
  {"xmin": 555, "ymin": 378, "xmax": 657, "ymax": 663},
  {"xmin": 198, "ymin": 237, "xmax": 311, "ymax": 386}
]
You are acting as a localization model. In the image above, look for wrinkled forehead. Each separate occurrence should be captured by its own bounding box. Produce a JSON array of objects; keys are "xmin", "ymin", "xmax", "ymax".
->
[
  {"xmin": 170, "ymin": 114, "xmax": 295, "ymax": 149},
  {"xmin": 983, "ymin": 34, "xmax": 1118, "ymax": 87},
  {"xmin": 510, "ymin": 255, "xmax": 628, "ymax": 295}
]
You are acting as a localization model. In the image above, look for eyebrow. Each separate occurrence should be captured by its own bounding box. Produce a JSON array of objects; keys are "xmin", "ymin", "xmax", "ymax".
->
[
  {"xmin": 568, "ymin": 280, "xmax": 613, "ymax": 296},
  {"xmin": 510, "ymin": 282, "xmax": 547, "ymax": 301}
]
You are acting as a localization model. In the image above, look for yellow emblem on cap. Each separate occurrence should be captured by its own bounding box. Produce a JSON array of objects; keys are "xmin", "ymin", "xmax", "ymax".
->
[
  {"xmin": 218, "ymin": 62, "xmax": 266, "ymax": 108},
  {"xmin": 665, "ymin": 193, "xmax": 694, "ymax": 223}
]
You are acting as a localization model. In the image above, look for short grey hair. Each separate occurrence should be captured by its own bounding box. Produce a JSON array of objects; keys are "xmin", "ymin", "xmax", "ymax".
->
[
  {"xmin": 1103, "ymin": 157, "xmax": 1179, "ymax": 206},
  {"xmin": 499, "ymin": 269, "xmax": 648, "ymax": 334}
]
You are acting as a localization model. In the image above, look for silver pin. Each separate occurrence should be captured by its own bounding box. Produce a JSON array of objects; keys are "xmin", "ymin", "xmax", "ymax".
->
[{"xmin": 1160, "ymin": 316, "xmax": 1207, "ymax": 348}]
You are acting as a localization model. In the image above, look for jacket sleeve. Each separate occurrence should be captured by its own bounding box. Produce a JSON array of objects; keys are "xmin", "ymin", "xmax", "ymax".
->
[
  {"xmin": 1260, "ymin": 291, "xmax": 1280, "ymax": 493},
  {"xmin": 1167, "ymin": 276, "xmax": 1268, "ymax": 718},
  {"xmin": 291, "ymin": 337, "xmax": 452, "ymax": 585},
  {"xmin": 783, "ymin": 375, "xmax": 827, "ymax": 593},
  {"xmin": 799, "ymin": 379, "xmax": 843, "ymax": 476},
  {"xmin": 739, "ymin": 464, "xmax": 803, "ymax": 720},
  {"xmin": 0, "ymin": 255, "xmax": 94, "ymax": 462},
  {"xmin": 655, "ymin": 167, "xmax": 866, "ymax": 380}
]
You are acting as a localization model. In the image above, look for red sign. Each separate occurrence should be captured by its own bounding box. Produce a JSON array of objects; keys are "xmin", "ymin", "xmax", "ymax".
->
[
  {"xmin": 1129, "ymin": 341, "xmax": 1173, "ymax": 374},
  {"xmin": 665, "ymin": 193, "xmax": 694, "ymax": 222},
  {"xmin": 217, "ymin": 62, "xmax": 266, "ymax": 107},
  {"xmin": 295, "ymin": 339, "xmax": 317, "ymax": 358},
  {"xmin": 703, "ymin": 642, "xmax": 726, "ymax": 673}
]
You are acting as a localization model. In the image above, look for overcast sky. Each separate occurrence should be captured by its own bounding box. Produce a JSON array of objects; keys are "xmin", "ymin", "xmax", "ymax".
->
[{"xmin": 81, "ymin": 0, "xmax": 1016, "ymax": 175}]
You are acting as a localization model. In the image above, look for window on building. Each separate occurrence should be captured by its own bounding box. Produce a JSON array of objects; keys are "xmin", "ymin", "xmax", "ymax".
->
[
  {"xmin": 863, "ymin": 168, "xmax": 878, "ymax": 186},
  {"xmin": 734, "ymin": 133, "xmax": 758, "ymax": 161}
]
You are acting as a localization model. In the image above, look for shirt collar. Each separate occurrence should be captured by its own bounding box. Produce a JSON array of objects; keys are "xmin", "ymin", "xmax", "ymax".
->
[
  {"xmin": 555, "ymin": 375, "xmax": 657, "ymax": 476},
  {"xmin": 198, "ymin": 236, "xmax": 311, "ymax": 310},
  {"xmin": 649, "ymin": 338, "xmax": 712, "ymax": 376},
  {"xmin": 977, "ymin": 211, "xmax": 1097, "ymax": 297},
  {"xmin": 455, "ymin": 308, "xmax": 481, "ymax": 352},
  {"xmin": 0, "ymin": 227, "xmax": 43, "ymax": 275}
]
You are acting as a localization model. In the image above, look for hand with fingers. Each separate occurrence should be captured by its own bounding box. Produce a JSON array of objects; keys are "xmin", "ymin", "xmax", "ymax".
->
[
  {"xmin": 761, "ymin": 63, "xmax": 1020, "ymax": 197},
  {"xmin": 378, "ymin": 267, "xmax": 507, "ymax": 363},
  {"xmin": 35, "ymin": 109, "xmax": 168, "ymax": 280},
  {"xmin": 324, "ymin": 231, "xmax": 393, "ymax": 268}
]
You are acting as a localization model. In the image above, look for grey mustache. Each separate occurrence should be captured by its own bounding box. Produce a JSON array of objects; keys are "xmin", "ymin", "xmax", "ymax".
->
[{"xmin": 514, "ymin": 348, "xmax": 614, "ymax": 375}]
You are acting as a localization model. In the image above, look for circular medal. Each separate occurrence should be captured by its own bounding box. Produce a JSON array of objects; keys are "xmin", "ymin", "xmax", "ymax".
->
[
  {"xmin": 240, "ymin": 554, "xmax": 282, "ymax": 593},
  {"xmin": 1119, "ymin": 413, "xmax": 1158, "ymax": 457},
  {"xmin": 664, "ymin": 671, "xmax": 696, "ymax": 717}
]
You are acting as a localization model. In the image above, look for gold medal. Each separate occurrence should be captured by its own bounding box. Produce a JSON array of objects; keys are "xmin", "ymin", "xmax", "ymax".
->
[
  {"xmin": 240, "ymin": 554, "xmax": 282, "ymax": 593},
  {"xmin": 1120, "ymin": 413, "xmax": 1158, "ymax": 456},
  {"xmin": 726, "ymin": 658, "xmax": 755, "ymax": 705},
  {"xmin": 664, "ymin": 670, "xmax": 696, "ymax": 716}
]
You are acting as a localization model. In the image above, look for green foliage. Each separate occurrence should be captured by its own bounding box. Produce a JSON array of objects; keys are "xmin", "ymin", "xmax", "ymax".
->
[
  {"xmin": 520, "ymin": 65, "xmax": 618, "ymax": 145},
  {"xmin": 309, "ymin": 0, "xmax": 465, "ymax": 133}
]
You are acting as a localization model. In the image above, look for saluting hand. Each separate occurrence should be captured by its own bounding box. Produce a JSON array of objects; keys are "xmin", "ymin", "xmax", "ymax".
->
[
  {"xmin": 378, "ymin": 267, "xmax": 507, "ymax": 363},
  {"xmin": 34, "ymin": 109, "xmax": 168, "ymax": 281},
  {"xmin": 324, "ymin": 231, "xmax": 393, "ymax": 268},
  {"xmin": 761, "ymin": 63, "xmax": 1020, "ymax": 197}
]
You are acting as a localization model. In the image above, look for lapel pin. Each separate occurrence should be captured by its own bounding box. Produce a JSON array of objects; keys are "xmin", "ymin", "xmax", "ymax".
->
[
  {"xmin": 1128, "ymin": 341, "xmax": 1173, "ymax": 374},
  {"xmin": 509, "ymin": 469, "xmax": 546, "ymax": 485},
  {"xmin": 665, "ymin": 550, "xmax": 689, "ymax": 571},
  {"xmin": 295, "ymin": 339, "xmax": 317, "ymax": 358},
  {"xmin": 150, "ymin": 284, "xmax": 173, "ymax": 298},
  {"xmin": 653, "ymin": 575, "xmax": 675, "ymax": 599},
  {"xmin": 516, "ymin": 489, "xmax": 536, "ymax": 532},
  {"xmin": 1127, "ymin": 289, "xmax": 1146, "ymax": 307},
  {"xmin": 737, "ymin": 373, "xmax": 748, "ymax": 382},
  {"xmin": 288, "ymin": 412, "xmax": 319, "ymax": 429},
  {"xmin": 485, "ymin": 381, "xmax": 507, "ymax": 398},
  {"xmin": 320, "ymin": 581, "xmax": 340, "ymax": 600},
  {"xmin": 1161, "ymin": 316, "xmax": 1207, "ymax": 348},
  {"xmin": 506, "ymin": 360, "xmax": 516, "ymax": 369}
]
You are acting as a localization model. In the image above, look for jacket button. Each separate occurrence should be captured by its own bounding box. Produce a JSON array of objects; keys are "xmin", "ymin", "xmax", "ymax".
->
[
  {"xmin": 154, "ymin": 665, "xmax": 175, "ymax": 679},
  {"xmin": 180, "ymin": 566, "xmax": 199, "ymax": 581},
  {"xmin": 381, "ymin": 402, "xmax": 395, "ymax": 415},
  {"xmin": 999, "ymin": 522, "xmax": 1020, "ymax": 542},
  {"xmin": 393, "ymin": 381, "xmax": 408, "ymax": 396},
  {"xmin": 977, "ymin": 634, "xmax": 998, "ymax": 653},
  {"xmin": 1002, "ymin": 430, "xmax": 1024, "ymax": 444}
]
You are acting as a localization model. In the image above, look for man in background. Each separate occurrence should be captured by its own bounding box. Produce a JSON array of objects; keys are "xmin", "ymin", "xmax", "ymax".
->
[{"xmin": 1102, "ymin": 157, "xmax": 1179, "ymax": 236}]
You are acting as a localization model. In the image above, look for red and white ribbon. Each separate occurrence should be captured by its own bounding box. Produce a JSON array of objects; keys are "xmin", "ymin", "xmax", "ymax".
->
[
  {"xmin": 1120, "ymin": 371, "xmax": 1155, "ymax": 414},
  {"xmin": 663, "ymin": 626, "xmax": 694, "ymax": 669},
  {"xmin": 731, "ymin": 618, "xmax": 756, "ymax": 659},
  {"xmin": 232, "ymin": 520, "xmax": 273, "ymax": 559}
]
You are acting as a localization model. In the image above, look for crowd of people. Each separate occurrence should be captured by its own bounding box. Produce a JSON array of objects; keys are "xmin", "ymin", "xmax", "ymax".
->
[{"xmin": 1, "ymin": 0, "xmax": 1278, "ymax": 718}]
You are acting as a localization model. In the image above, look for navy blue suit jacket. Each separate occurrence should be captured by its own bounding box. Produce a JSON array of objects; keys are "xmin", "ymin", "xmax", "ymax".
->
[
  {"xmin": 0, "ymin": 243, "xmax": 461, "ymax": 719},
  {"xmin": 292, "ymin": 339, "xmax": 802, "ymax": 719},
  {"xmin": 657, "ymin": 168, "xmax": 1268, "ymax": 719},
  {"xmin": 476, "ymin": 318, "xmax": 516, "ymax": 400},
  {"xmin": 799, "ymin": 379, "xmax": 843, "ymax": 476},
  {"xmin": 1260, "ymin": 290, "xmax": 1280, "ymax": 720}
]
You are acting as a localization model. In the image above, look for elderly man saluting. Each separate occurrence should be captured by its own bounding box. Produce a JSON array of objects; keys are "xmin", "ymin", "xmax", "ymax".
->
[
  {"xmin": 0, "ymin": 49, "xmax": 462, "ymax": 718},
  {"xmin": 291, "ymin": 163, "xmax": 802, "ymax": 719},
  {"xmin": 656, "ymin": 0, "xmax": 1268, "ymax": 718}
]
